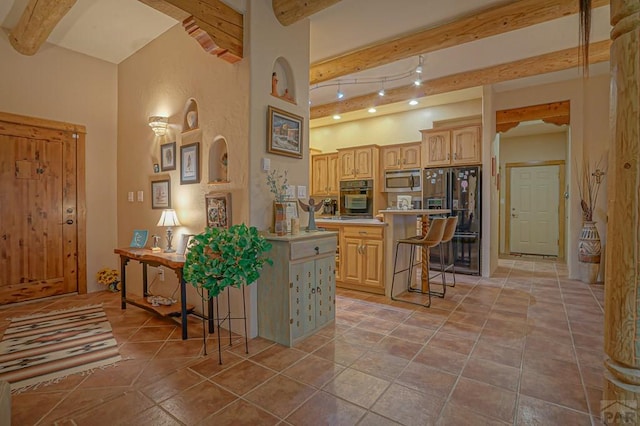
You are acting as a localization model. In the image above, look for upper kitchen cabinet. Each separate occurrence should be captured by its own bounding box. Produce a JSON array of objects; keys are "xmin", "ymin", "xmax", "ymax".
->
[
  {"xmin": 421, "ymin": 125, "xmax": 481, "ymax": 167},
  {"xmin": 381, "ymin": 142, "xmax": 421, "ymax": 171},
  {"xmin": 337, "ymin": 145, "xmax": 379, "ymax": 180},
  {"xmin": 311, "ymin": 153, "xmax": 339, "ymax": 196}
]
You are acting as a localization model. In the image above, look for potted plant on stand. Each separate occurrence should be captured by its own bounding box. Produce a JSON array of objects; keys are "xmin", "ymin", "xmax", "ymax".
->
[
  {"xmin": 577, "ymin": 157, "xmax": 606, "ymax": 284},
  {"xmin": 183, "ymin": 224, "xmax": 272, "ymax": 363}
]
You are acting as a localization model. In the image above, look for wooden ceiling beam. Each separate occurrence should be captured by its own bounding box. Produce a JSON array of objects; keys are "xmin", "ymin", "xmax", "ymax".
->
[
  {"xmin": 139, "ymin": 0, "xmax": 243, "ymax": 63},
  {"xmin": 8, "ymin": 0, "xmax": 77, "ymax": 56},
  {"xmin": 496, "ymin": 101, "xmax": 570, "ymax": 132},
  {"xmin": 310, "ymin": 40, "xmax": 611, "ymax": 120},
  {"xmin": 272, "ymin": 0, "xmax": 342, "ymax": 26},
  {"xmin": 309, "ymin": 0, "xmax": 610, "ymax": 85}
]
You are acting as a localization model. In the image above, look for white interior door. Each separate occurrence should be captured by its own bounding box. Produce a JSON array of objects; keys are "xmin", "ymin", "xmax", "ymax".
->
[{"xmin": 510, "ymin": 165, "xmax": 559, "ymax": 256}]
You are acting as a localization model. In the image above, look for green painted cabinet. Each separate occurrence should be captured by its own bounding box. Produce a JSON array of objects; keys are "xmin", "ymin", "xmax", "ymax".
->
[{"xmin": 259, "ymin": 232, "xmax": 337, "ymax": 347}]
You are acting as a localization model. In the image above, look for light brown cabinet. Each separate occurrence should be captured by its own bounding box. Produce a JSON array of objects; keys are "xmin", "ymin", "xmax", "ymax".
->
[
  {"xmin": 337, "ymin": 146, "xmax": 378, "ymax": 180},
  {"xmin": 421, "ymin": 125, "xmax": 481, "ymax": 167},
  {"xmin": 340, "ymin": 226, "xmax": 384, "ymax": 294},
  {"xmin": 381, "ymin": 142, "xmax": 421, "ymax": 170},
  {"xmin": 311, "ymin": 153, "xmax": 339, "ymax": 196}
]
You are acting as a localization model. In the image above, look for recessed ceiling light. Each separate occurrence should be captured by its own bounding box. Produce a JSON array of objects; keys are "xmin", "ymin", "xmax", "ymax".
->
[
  {"xmin": 409, "ymin": 100, "xmax": 419, "ymax": 106},
  {"xmin": 333, "ymin": 114, "xmax": 341, "ymax": 120},
  {"xmin": 368, "ymin": 108, "xmax": 377, "ymax": 113}
]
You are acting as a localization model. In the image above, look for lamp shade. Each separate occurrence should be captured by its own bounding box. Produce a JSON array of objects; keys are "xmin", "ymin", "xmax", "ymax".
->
[
  {"xmin": 148, "ymin": 116, "xmax": 168, "ymax": 136},
  {"xmin": 157, "ymin": 209, "xmax": 181, "ymax": 227}
]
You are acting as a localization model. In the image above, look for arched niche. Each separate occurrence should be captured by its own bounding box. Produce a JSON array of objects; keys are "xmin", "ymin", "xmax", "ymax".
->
[
  {"xmin": 182, "ymin": 98, "xmax": 199, "ymax": 132},
  {"xmin": 270, "ymin": 57, "xmax": 296, "ymax": 104},
  {"xmin": 208, "ymin": 136, "xmax": 229, "ymax": 183}
]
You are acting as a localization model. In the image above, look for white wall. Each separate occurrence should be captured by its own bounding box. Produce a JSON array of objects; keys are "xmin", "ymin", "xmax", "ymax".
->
[
  {"xmin": 310, "ymin": 99, "xmax": 482, "ymax": 152},
  {"xmin": 0, "ymin": 34, "xmax": 118, "ymax": 293},
  {"xmin": 499, "ymin": 131, "xmax": 568, "ymax": 253}
]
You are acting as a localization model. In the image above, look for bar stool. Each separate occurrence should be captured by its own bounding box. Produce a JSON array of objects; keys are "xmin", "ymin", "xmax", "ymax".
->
[
  {"xmin": 391, "ymin": 217, "xmax": 447, "ymax": 307},
  {"xmin": 440, "ymin": 216, "xmax": 458, "ymax": 288}
]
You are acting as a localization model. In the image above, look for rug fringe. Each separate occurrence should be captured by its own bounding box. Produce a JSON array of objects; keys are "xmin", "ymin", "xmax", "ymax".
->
[
  {"xmin": 10, "ymin": 358, "xmax": 122, "ymax": 395},
  {"xmin": 9, "ymin": 304, "xmax": 104, "ymax": 322}
]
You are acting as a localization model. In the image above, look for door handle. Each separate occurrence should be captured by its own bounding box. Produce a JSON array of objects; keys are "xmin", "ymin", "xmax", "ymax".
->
[
  {"xmin": 62, "ymin": 219, "xmax": 74, "ymax": 225},
  {"xmin": 511, "ymin": 214, "xmax": 518, "ymax": 218}
]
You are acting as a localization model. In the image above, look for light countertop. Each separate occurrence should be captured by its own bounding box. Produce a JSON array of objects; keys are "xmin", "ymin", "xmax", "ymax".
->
[
  {"xmin": 378, "ymin": 209, "xmax": 451, "ymax": 215},
  {"xmin": 316, "ymin": 218, "xmax": 386, "ymax": 226},
  {"xmin": 261, "ymin": 230, "xmax": 338, "ymax": 241}
]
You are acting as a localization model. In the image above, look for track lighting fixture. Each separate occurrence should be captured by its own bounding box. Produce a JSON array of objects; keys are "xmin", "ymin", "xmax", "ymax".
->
[{"xmin": 415, "ymin": 55, "xmax": 424, "ymax": 74}]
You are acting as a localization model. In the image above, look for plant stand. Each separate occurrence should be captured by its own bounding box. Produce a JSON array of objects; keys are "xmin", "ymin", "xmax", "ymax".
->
[{"xmin": 200, "ymin": 284, "xmax": 249, "ymax": 365}]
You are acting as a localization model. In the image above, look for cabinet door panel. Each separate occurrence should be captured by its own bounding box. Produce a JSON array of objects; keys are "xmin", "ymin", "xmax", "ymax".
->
[
  {"xmin": 311, "ymin": 156, "xmax": 328, "ymax": 196},
  {"xmin": 302, "ymin": 261, "xmax": 316, "ymax": 334},
  {"xmin": 362, "ymin": 239, "xmax": 384, "ymax": 289},
  {"xmin": 355, "ymin": 148, "xmax": 373, "ymax": 178},
  {"xmin": 327, "ymin": 154, "xmax": 339, "ymax": 194},
  {"xmin": 289, "ymin": 263, "xmax": 304, "ymax": 340},
  {"xmin": 382, "ymin": 147, "xmax": 401, "ymax": 170},
  {"xmin": 402, "ymin": 144, "xmax": 421, "ymax": 169},
  {"xmin": 315, "ymin": 256, "xmax": 332, "ymax": 327},
  {"xmin": 424, "ymin": 131, "xmax": 451, "ymax": 167},
  {"xmin": 338, "ymin": 151, "xmax": 355, "ymax": 180},
  {"xmin": 452, "ymin": 127, "xmax": 481, "ymax": 164},
  {"xmin": 342, "ymin": 237, "xmax": 363, "ymax": 284}
]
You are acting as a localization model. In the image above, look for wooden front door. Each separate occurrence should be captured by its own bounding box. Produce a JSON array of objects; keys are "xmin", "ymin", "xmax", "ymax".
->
[{"xmin": 0, "ymin": 114, "xmax": 86, "ymax": 304}]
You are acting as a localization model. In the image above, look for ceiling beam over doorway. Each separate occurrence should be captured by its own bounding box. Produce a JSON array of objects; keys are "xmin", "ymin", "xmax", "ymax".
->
[
  {"xmin": 273, "ymin": 0, "xmax": 342, "ymax": 26},
  {"xmin": 496, "ymin": 100, "xmax": 571, "ymax": 133},
  {"xmin": 8, "ymin": 0, "xmax": 77, "ymax": 56},
  {"xmin": 310, "ymin": 40, "xmax": 611, "ymax": 120},
  {"xmin": 309, "ymin": 0, "xmax": 610, "ymax": 85},
  {"xmin": 139, "ymin": 0, "xmax": 243, "ymax": 63}
]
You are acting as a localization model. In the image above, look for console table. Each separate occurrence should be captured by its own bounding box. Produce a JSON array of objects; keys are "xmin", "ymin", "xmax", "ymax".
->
[{"xmin": 114, "ymin": 247, "xmax": 212, "ymax": 340}]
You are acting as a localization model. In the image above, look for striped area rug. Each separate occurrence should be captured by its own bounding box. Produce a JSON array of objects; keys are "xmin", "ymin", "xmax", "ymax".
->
[{"xmin": 0, "ymin": 304, "xmax": 121, "ymax": 392}]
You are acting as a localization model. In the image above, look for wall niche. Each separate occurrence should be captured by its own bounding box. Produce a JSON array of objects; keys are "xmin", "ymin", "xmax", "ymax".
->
[
  {"xmin": 271, "ymin": 57, "xmax": 296, "ymax": 104},
  {"xmin": 209, "ymin": 136, "xmax": 229, "ymax": 183},
  {"xmin": 182, "ymin": 98, "xmax": 199, "ymax": 132}
]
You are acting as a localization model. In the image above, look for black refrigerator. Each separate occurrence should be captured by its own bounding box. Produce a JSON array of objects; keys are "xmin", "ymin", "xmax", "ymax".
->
[{"xmin": 423, "ymin": 166, "xmax": 481, "ymax": 275}]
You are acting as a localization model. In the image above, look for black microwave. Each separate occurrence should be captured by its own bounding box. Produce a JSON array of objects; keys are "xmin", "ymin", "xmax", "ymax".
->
[{"xmin": 384, "ymin": 170, "xmax": 422, "ymax": 192}]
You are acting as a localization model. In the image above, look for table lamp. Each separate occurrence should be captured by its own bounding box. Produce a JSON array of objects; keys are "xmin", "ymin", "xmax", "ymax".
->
[{"xmin": 157, "ymin": 209, "xmax": 181, "ymax": 253}]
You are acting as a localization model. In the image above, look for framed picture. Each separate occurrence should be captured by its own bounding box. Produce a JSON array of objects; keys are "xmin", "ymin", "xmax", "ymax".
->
[
  {"xmin": 161, "ymin": 142, "xmax": 176, "ymax": 171},
  {"xmin": 180, "ymin": 142, "xmax": 200, "ymax": 184},
  {"xmin": 151, "ymin": 178, "xmax": 171, "ymax": 209},
  {"xmin": 267, "ymin": 105, "xmax": 303, "ymax": 159},
  {"xmin": 205, "ymin": 192, "xmax": 231, "ymax": 229},
  {"xmin": 130, "ymin": 230, "xmax": 148, "ymax": 248}
]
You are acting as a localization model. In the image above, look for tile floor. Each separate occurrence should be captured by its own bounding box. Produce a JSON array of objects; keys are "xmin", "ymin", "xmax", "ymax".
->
[{"xmin": 2, "ymin": 258, "xmax": 606, "ymax": 425}]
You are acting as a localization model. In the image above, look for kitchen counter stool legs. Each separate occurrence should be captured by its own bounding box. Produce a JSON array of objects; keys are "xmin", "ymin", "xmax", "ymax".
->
[{"xmin": 390, "ymin": 218, "xmax": 447, "ymax": 307}]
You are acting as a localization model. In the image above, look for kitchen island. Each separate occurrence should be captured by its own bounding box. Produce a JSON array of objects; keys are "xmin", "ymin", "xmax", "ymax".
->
[
  {"xmin": 377, "ymin": 209, "xmax": 450, "ymax": 298},
  {"xmin": 316, "ymin": 217, "xmax": 387, "ymax": 295}
]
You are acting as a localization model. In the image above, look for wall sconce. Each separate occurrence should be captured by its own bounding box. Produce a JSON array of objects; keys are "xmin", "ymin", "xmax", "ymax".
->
[
  {"xmin": 157, "ymin": 209, "xmax": 181, "ymax": 253},
  {"xmin": 148, "ymin": 116, "xmax": 168, "ymax": 136}
]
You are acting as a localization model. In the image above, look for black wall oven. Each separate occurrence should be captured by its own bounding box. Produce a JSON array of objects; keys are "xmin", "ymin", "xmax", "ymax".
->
[{"xmin": 339, "ymin": 180, "xmax": 374, "ymax": 218}]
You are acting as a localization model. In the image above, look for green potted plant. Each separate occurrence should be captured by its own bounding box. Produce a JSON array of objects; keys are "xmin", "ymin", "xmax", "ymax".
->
[{"xmin": 183, "ymin": 224, "xmax": 273, "ymax": 298}]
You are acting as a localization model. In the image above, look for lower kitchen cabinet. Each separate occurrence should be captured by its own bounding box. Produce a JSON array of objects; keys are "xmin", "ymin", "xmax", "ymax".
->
[
  {"xmin": 341, "ymin": 226, "xmax": 385, "ymax": 294},
  {"xmin": 258, "ymin": 232, "xmax": 337, "ymax": 347}
]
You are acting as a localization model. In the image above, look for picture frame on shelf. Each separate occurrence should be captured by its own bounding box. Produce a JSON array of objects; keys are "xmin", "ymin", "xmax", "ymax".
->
[
  {"xmin": 176, "ymin": 233, "xmax": 196, "ymax": 255},
  {"xmin": 180, "ymin": 142, "xmax": 200, "ymax": 184},
  {"xmin": 130, "ymin": 230, "xmax": 149, "ymax": 248},
  {"xmin": 267, "ymin": 105, "xmax": 303, "ymax": 159},
  {"xmin": 161, "ymin": 141, "xmax": 176, "ymax": 171},
  {"xmin": 151, "ymin": 178, "xmax": 171, "ymax": 209},
  {"xmin": 205, "ymin": 192, "xmax": 231, "ymax": 229}
]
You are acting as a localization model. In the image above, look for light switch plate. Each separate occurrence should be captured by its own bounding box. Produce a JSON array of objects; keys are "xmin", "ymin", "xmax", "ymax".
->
[
  {"xmin": 297, "ymin": 185, "xmax": 307, "ymax": 199},
  {"xmin": 127, "ymin": 191, "xmax": 134, "ymax": 202},
  {"xmin": 261, "ymin": 158, "xmax": 270, "ymax": 172},
  {"xmin": 137, "ymin": 191, "xmax": 144, "ymax": 202}
]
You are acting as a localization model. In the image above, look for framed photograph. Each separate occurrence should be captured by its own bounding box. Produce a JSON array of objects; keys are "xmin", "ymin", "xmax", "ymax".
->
[
  {"xmin": 151, "ymin": 178, "xmax": 171, "ymax": 209},
  {"xmin": 267, "ymin": 105, "xmax": 303, "ymax": 159},
  {"xmin": 205, "ymin": 192, "xmax": 231, "ymax": 229},
  {"xmin": 180, "ymin": 142, "xmax": 200, "ymax": 184},
  {"xmin": 161, "ymin": 142, "xmax": 176, "ymax": 171},
  {"xmin": 130, "ymin": 230, "xmax": 149, "ymax": 248}
]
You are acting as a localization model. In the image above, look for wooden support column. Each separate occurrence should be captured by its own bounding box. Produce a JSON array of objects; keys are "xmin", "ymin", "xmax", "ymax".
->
[{"xmin": 603, "ymin": 0, "xmax": 640, "ymax": 420}]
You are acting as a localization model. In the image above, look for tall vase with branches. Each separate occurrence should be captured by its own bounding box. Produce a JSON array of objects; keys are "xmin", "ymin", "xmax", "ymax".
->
[{"xmin": 576, "ymin": 156, "xmax": 606, "ymax": 283}]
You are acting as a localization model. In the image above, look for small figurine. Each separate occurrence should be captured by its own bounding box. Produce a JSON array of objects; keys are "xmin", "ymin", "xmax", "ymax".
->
[
  {"xmin": 271, "ymin": 72, "xmax": 279, "ymax": 97},
  {"xmin": 298, "ymin": 198, "xmax": 323, "ymax": 231},
  {"xmin": 151, "ymin": 235, "xmax": 161, "ymax": 252}
]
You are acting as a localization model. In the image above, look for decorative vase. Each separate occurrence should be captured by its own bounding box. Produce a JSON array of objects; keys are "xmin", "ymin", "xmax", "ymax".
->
[
  {"xmin": 578, "ymin": 221, "xmax": 601, "ymax": 283},
  {"xmin": 273, "ymin": 202, "xmax": 287, "ymax": 236}
]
